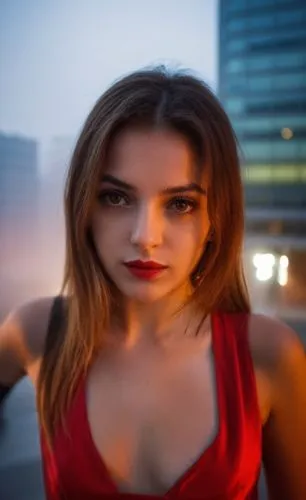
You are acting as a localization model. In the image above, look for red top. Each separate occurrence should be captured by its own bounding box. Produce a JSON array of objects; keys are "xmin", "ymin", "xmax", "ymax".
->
[{"xmin": 41, "ymin": 313, "xmax": 262, "ymax": 499}]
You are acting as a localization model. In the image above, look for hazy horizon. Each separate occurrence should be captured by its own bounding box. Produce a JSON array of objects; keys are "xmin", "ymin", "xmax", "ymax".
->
[{"xmin": 0, "ymin": 0, "xmax": 218, "ymax": 145}]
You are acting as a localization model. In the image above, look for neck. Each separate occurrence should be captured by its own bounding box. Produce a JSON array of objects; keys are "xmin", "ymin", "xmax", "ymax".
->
[
  {"xmin": 111, "ymin": 284, "xmax": 209, "ymax": 349},
  {"xmin": 113, "ymin": 284, "xmax": 199, "ymax": 348}
]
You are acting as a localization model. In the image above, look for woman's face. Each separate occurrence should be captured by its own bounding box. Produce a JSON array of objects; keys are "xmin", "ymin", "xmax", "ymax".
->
[{"xmin": 91, "ymin": 127, "xmax": 211, "ymax": 303}]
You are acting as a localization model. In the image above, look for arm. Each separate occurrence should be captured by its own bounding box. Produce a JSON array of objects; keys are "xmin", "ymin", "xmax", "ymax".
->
[
  {"xmin": 261, "ymin": 322, "xmax": 306, "ymax": 500},
  {"xmin": 0, "ymin": 297, "xmax": 54, "ymax": 404},
  {"xmin": 0, "ymin": 310, "xmax": 28, "ymax": 404}
]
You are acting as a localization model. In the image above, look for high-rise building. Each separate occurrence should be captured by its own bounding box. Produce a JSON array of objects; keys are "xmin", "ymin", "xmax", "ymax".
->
[
  {"xmin": 219, "ymin": 0, "xmax": 306, "ymax": 214},
  {"xmin": 38, "ymin": 136, "xmax": 76, "ymax": 296},
  {"xmin": 0, "ymin": 132, "xmax": 39, "ymax": 227},
  {"xmin": 42, "ymin": 135, "xmax": 75, "ymax": 214},
  {"xmin": 0, "ymin": 132, "xmax": 40, "ymax": 318},
  {"xmin": 218, "ymin": 0, "xmax": 306, "ymax": 320}
]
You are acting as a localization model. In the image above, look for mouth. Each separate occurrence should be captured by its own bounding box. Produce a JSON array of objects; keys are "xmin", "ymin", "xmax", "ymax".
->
[{"xmin": 123, "ymin": 260, "xmax": 168, "ymax": 280}]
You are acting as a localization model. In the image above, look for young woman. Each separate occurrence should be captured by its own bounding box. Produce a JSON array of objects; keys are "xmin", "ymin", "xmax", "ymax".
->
[{"xmin": 0, "ymin": 67, "xmax": 305, "ymax": 500}]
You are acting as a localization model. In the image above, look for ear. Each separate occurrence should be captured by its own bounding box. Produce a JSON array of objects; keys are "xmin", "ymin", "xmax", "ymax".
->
[
  {"xmin": 191, "ymin": 232, "xmax": 214, "ymax": 284},
  {"xmin": 207, "ymin": 227, "xmax": 215, "ymax": 242}
]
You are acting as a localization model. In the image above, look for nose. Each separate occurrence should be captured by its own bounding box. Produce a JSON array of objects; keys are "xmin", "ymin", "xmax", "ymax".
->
[{"xmin": 130, "ymin": 201, "xmax": 163, "ymax": 251}]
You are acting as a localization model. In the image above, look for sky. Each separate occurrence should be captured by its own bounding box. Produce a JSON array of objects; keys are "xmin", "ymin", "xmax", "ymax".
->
[{"xmin": 0, "ymin": 0, "xmax": 218, "ymax": 144}]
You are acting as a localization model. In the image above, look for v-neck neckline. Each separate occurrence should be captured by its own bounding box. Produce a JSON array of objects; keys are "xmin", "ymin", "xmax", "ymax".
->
[{"xmin": 79, "ymin": 313, "xmax": 225, "ymax": 498}]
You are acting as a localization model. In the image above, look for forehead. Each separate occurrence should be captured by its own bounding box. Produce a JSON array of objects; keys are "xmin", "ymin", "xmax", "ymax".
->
[{"xmin": 104, "ymin": 127, "xmax": 206, "ymax": 189}]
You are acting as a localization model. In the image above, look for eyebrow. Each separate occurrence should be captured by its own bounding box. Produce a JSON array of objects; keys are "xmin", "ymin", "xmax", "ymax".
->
[{"xmin": 101, "ymin": 174, "xmax": 207, "ymax": 196}]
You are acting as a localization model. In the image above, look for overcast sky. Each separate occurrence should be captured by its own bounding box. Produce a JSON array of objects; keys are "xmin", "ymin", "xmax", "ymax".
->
[{"xmin": 0, "ymin": 0, "xmax": 218, "ymax": 143}]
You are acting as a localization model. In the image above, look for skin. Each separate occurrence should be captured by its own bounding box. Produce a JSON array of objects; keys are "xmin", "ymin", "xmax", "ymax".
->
[
  {"xmin": 0, "ymin": 128, "xmax": 306, "ymax": 498},
  {"xmin": 92, "ymin": 127, "xmax": 210, "ymax": 338}
]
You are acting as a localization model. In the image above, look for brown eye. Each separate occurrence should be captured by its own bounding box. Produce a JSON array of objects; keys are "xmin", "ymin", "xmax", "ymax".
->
[
  {"xmin": 98, "ymin": 190, "xmax": 130, "ymax": 207},
  {"xmin": 167, "ymin": 197, "xmax": 197, "ymax": 214}
]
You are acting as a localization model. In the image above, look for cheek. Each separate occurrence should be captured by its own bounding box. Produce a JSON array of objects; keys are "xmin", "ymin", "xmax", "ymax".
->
[
  {"xmin": 91, "ymin": 212, "xmax": 127, "ymax": 255},
  {"xmin": 91, "ymin": 214, "xmax": 110, "ymax": 253},
  {"xmin": 178, "ymin": 214, "xmax": 210, "ymax": 262}
]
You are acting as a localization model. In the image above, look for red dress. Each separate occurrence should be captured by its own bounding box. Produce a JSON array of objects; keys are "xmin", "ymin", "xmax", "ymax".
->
[{"xmin": 41, "ymin": 313, "xmax": 261, "ymax": 499}]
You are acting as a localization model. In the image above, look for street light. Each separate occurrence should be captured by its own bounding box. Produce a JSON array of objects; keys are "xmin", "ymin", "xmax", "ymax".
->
[
  {"xmin": 278, "ymin": 255, "xmax": 289, "ymax": 286},
  {"xmin": 252, "ymin": 252, "xmax": 289, "ymax": 285},
  {"xmin": 252, "ymin": 253, "xmax": 276, "ymax": 282},
  {"xmin": 281, "ymin": 127, "xmax": 293, "ymax": 140}
]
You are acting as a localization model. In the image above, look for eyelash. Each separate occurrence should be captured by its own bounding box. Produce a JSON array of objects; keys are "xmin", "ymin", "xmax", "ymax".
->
[
  {"xmin": 97, "ymin": 189, "xmax": 199, "ymax": 215},
  {"xmin": 98, "ymin": 190, "xmax": 130, "ymax": 207}
]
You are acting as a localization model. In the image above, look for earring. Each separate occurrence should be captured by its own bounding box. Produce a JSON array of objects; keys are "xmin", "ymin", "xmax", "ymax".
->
[
  {"xmin": 192, "ymin": 253, "xmax": 206, "ymax": 284},
  {"xmin": 208, "ymin": 228, "xmax": 215, "ymax": 242},
  {"xmin": 191, "ymin": 231, "xmax": 214, "ymax": 285}
]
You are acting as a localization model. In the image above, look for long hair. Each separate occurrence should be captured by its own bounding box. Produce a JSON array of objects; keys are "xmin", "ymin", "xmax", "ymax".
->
[{"xmin": 37, "ymin": 66, "xmax": 250, "ymax": 446}]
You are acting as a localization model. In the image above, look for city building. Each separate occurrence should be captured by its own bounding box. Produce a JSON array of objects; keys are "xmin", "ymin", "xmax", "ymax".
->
[
  {"xmin": 218, "ymin": 0, "xmax": 306, "ymax": 319},
  {"xmin": 38, "ymin": 135, "xmax": 76, "ymax": 295},
  {"xmin": 0, "ymin": 132, "xmax": 40, "ymax": 318},
  {"xmin": 42, "ymin": 135, "xmax": 75, "ymax": 215},
  {"xmin": 0, "ymin": 132, "xmax": 39, "ymax": 229}
]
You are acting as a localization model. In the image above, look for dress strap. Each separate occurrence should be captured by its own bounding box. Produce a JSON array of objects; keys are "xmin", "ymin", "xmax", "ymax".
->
[{"xmin": 44, "ymin": 295, "xmax": 66, "ymax": 357}]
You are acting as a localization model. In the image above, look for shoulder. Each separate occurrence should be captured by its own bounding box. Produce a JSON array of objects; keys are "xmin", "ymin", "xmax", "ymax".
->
[
  {"xmin": 248, "ymin": 314, "xmax": 306, "ymax": 421},
  {"xmin": 248, "ymin": 315, "xmax": 306, "ymax": 497},
  {"xmin": 248, "ymin": 313, "xmax": 305, "ymax": 375},
  {"xmin": 0, "ymin": 296, "xmax": 57, "ymax": 369}
]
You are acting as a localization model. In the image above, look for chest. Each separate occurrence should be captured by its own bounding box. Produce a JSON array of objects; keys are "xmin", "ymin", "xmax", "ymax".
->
[{"xmin": 86, "ymin": 343, "xmax": 218, "ymax": 495}]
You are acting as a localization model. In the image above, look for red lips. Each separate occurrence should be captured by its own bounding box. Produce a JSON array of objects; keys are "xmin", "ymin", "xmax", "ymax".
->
[{"xmin": 124, "ymin": 260, "xmax": 168, "ymax": 280}]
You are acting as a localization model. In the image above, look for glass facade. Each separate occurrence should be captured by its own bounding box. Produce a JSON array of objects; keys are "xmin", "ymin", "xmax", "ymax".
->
[
  {"xmin": 218, "ymin": 0, "xmax": 306, "ymax": 210},
  {"xmin": 219, "ymin": 1, "xmax": 306, "ymax": 319}
]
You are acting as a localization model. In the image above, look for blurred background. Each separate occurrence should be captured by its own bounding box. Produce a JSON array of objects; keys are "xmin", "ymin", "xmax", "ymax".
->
[{"xmin": 0, "ymin": 0, "xmax": 305, "ymax": 498}]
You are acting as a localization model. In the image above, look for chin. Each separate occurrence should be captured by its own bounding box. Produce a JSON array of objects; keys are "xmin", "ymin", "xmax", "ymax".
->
[{"xmin": 118, "ymin": 280, "xmax": 170, "ymax": 304}]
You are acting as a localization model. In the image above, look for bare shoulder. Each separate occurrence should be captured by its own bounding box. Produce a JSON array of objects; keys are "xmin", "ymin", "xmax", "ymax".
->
[
  {"xmin": 248, "ymin": 313, "xmax": 305, "ymax": 376},
  {"xmin": 0, "ymin": 296, "xmax": 56, "ymax": 383},
  {"xmin": 248, "ymin": 314, "xmax": 306, "ymax": 498}
]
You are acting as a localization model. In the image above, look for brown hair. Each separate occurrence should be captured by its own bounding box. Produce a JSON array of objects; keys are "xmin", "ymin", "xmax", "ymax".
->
[{"xmin": 37, "ymin": 66, "xmax": 250, "ymax": 446}]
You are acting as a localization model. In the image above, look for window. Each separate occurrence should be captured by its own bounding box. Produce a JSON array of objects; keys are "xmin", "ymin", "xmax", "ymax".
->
[
  {"xmin": 227, "ymin": 13, "xmax": 275, "ymax": 33},
  {"xmin": 227, "ymin": 59, "xmax": 245, "ymax": 73},
  {"xmin": 243, "ymin": 72, "xmax": 306, "ymax": 94},
  {"xmin": 242, "ymin": 142, "xmax": 273, "ymax": 161},
  {"xmin": 241, "ymin": 139, "xmax": 304, "ymax": 162},
  {"xmin": 226, "ymin": 72, "xmax": 306, "ymax": 97},
  {"xmin": 228, "ymin": 75, "xmax": 247, "ymax": 91},
  {"xmin": 248, "ymin": 57, "xmax": 274, "ymax": 71},
  {"xmin": 299, "ymin": 142, "xmax": 306, "ymax": 157},
  {"xmin": 224, "ymin": 98, "xmax": 245, "ymax": 114},
  {"xmin": 248, "ymin": 0, "xmax": 275, "ymax": 5},
  {"xmin": 220, "ymin": 95, "xmax": 306, "ymax": 117},
  {"xmin": 277, "ymin": 0, "xmax": 305, "ymax": 5},
  {"xmin": 275, "ymin": 52, "xmax": 306, "ymax": 70},
  {"xmin": 272, "ymin": 140, "xmax": 301, "ymax": 161},
  {"xmin": 243, "ymin": 165, "xmax": 306, "ymax": 184},
  {"xmin": 226, "ymin": 55, "xmax": 275, "ymax": 74},
  {"xmin": 228, "ymin": 18, "xmax": 247, "ymax": 33},
  {"xmin": 244, "ymin": 184, "xmax": 306, "ymax": 208},
  {"xmin": 233, "ymin": 116, "xmax": 306, "ymax": 134},
  {"xmin": 272, "ymin": 73, "xmax": 306, "ymax": 91},
  {"xmin": 226, "ymin": 0, "xmax": 247, "ymax": 11},
  {"xmin": 243, "ymin": 52, "xmax": 306, "ymax": 72},
  {"xmin": 272, "ymin": 166, "xmax": 303, "ymax": 182},
  {"xmin": 234, "ymin": 118, "xmax": 274, "ymax": 133},
  {"xmin": 226, "ymin": 27, "xmax": 306, "ymax": 54},
  {"xmin": 246, "ymin": 99, "xmax": 306, "ymax": 115},
  {"xmin": 249, "ymin": 15, "xmax": 275, "ymax": 29},
  {"xmin": 227, "ymin": 39, "xmax": 247, "ymax": 52},
  {"xmin": 249, "ymin": 76, "xmax": 272, "ymax": 92},
  {"xmin": 247, "ymin": 28, "xmax": 306, "ymax": 52},
  {"xmin": 276, "ymin": 8, "xmax": 306, "ymax": 26}
]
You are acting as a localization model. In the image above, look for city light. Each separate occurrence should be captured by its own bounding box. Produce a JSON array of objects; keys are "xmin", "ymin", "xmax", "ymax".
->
[
  {"xmin": 252, "ymin": 252, "xmax": 289, "ymax": 286},
  {"xmin": 252, "ymin": 253, "xmax": 276, "ymax": 282},
  {"xmin": 281, "ymin": 127, "xmax": 294, "ymax": 140},
  {"xmin": 278, "ymin": 255, "xmax": 289, "ymax": 286}
]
